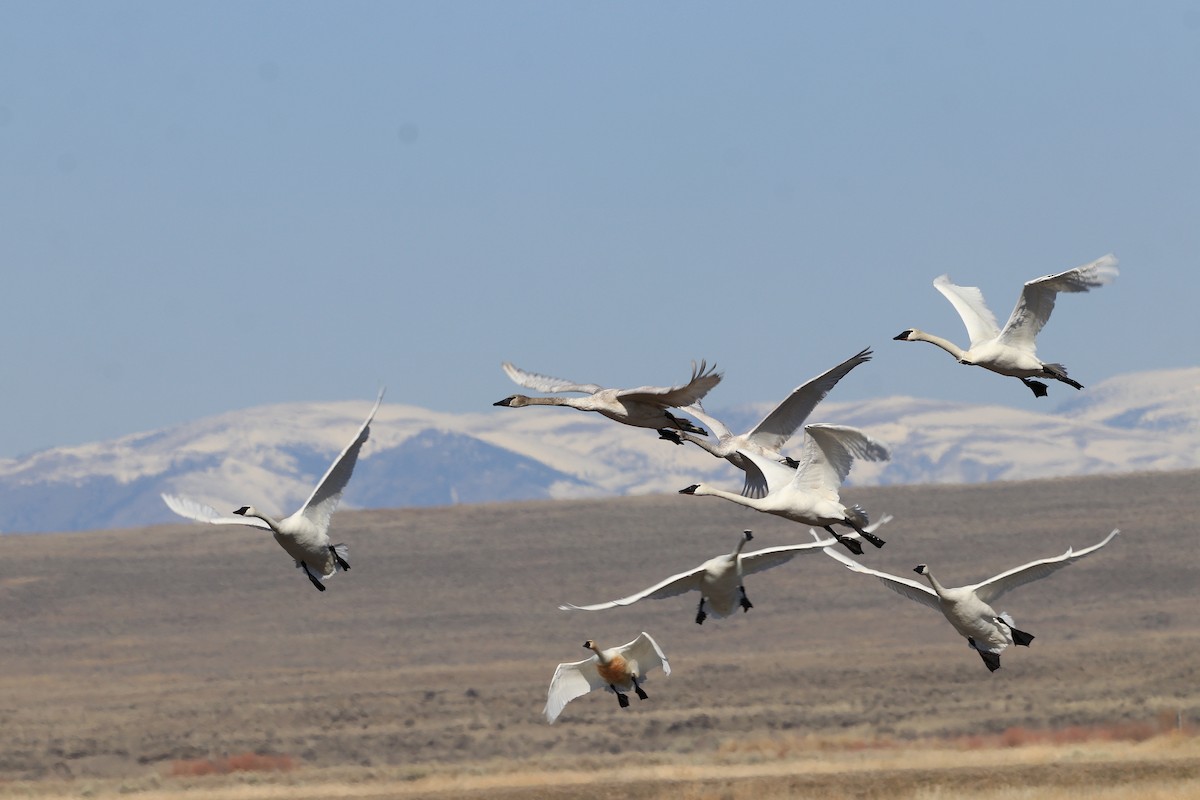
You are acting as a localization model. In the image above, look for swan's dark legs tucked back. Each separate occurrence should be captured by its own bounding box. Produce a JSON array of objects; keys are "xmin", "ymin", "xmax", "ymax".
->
[
  {"xmin": 330, "ymin": 544, "xmax": 351, "ymax": 571},
  {"xmin": 695, "ymin": 597, "xmax": 707, "ymax": 625},
  {"xmin": 612, "ymin": 686, "xmax": 630, "ymax": 708},
  {"xmin": 657, "ymin": 428, "xmax": 684, "ymax": 445},
  {"xmin": 739, "ymin": 585, "xmax": 753, "ymax": 612},
  {"xmin": 664, "ymin": 412, "xmax": 706, "ymax": 436},
  {"xmin": 1021, "ymin": 377, "xmax": 1050, "ymax": 397},
  {"xmin": 300, "ymin": 562, "xmax": 326, "ymax": 592},
  {"xmin": 824, "ymin": 525, "xmax": 864, "ymax": 556},
  {"xmin": 631, "ymin": 675, "xmax": 649, "ymax": 700},
  {"xmin": 849, "ymin": 522, "xmax": 886, "ymax": 549}
]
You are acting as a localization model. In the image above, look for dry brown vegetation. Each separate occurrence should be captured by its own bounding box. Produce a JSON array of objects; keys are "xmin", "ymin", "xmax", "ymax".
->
[{"xmin": 1, "ymin": 469, "xmax": 1197, "ymax": 798}]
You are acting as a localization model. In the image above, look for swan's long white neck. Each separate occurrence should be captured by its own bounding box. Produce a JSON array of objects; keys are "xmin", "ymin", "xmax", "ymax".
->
[
  {"xmin": 732, "ymin": 531, "xmax": 752, "ymax": 557},
  {"xmin": 904, "ymin": 329, "xmax": 966, "ymax": 360},
  {"xmin": 919, "ymin": 568, "xmax": 950, "ymax": 598},
  {"xmin": 691, "ymin": 484, "xmax": 766, "ymax": 511},
  {"xmin": 236, "ymin": 507, "xmax": 283, "ymax": 534}
]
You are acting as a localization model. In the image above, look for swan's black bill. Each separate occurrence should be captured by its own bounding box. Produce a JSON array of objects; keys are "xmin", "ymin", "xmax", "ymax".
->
[{"xmin": 679, "ymin": 485, "xmax": 699, "ymax": 495}]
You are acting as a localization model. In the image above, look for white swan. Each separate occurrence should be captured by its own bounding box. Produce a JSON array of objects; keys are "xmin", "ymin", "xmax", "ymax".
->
[
  {"xmin": 894, "ymin": 254, "xmax": 1118, "ymax": 396},
  {"xmin": 822, "ymin": 528, "xmax": 1119, "ymax": 671},
  {"xmin": 160, "ymin": 389, "xmax": 384, "ymax": 592},
  {"xmin": 543, "ymin": 632, "xmax": 671, "ymax": 724},
  {"xmin": 494, "ymin": 360, "xmax": 720, "ymax": 434},
  {"xmin": 659, "ymin": 347, "xmax": 888, "ymax": 497},
  {"xmin": 560, "ymin": 518, "xmax": 890, "ymax": 624},
  {"xmin": 679, "ymin": 424, "xmax": 889, "ymax": 555}
]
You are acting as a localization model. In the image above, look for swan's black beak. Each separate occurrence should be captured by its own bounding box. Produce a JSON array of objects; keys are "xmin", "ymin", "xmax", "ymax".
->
[
  {"xmin": 493, "ymin": 397, "xmax": 515, "ymax": 407},
  {"xmin": 233, "ymin": 506, "xmax": 250, "ymax": 516},
  {"xmin": 679, "ymin": 485, "xmax": 699, "ymax": 495},
  {"xmin": 893, "ymin": 330, "xmax": 913, "ymax": 341}
]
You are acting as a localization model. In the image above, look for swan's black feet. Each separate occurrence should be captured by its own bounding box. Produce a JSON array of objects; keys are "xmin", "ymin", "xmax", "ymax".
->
[
  {"xmin": 330, "ymin": 545, "xmax": 351, "ymax": 571},
  {"xmin": 658, "ymin": 428, "xmax": 684, "ymax": 445},
  {"xmin": 978, "ymin": 649, "xmax": 1001, "ymax": 672},
  {"xmin": 666, "ymin": 412, "xmax": 706, "ymax": 436},
  {"xmin": 856, "ymin": 527, "xmax": 886, "ymax": 549},
  {"xmin": 1021, "ymin": 378, "xmax": 1050, "ymax": 397},
  {"xmin": 633, "ymin": 679, "xmax": 648, "ymax": 701},
  {"xmin": 739, "ymin": 587, "xmax": 753, "ymax": 612},
  {"xmin": 615, "ymin": 690, "xmax": 630, "ymax": 708},
  {"xmin": 301, "ymin": 562, "xmax": 326, "ymax": 592},
  {"xmin": 1009, "ymin": 626, "xmax": 1035, "ymax": 646},
  {"xmin": 695, "ymin": 611, "xmax": 707, "ymax": 625},
  {"xmin": 782, "ymin": 456, "xmax": 800, "ymax": 468},
  {"xmin": 826, "ymin": 527, "xmax": 863, "ymax": 556}
]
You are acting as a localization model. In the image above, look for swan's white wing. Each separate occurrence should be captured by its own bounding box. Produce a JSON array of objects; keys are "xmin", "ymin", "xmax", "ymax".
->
[
  {"xmin": 806, "ymin": 424, "xmax": 891, "ymax": 465},
  {"xmin": 558, "ymin": 567, "xmax": 704, "ymax": 611},
  {"xmin": 998, "ymin": 254, "xmax": 1119, "ymax": 349},
  {"xmin": 972, "ymin": 529, "xmax": 1119, "ymax": 605},
  {"xmin": 293, "ymin": 389, "xmax": 384, "ymax": 532},
  {"xmin": 543, "ymin": 657, "xmax": 603, "ymax": 724},
  {"xmin": 740, "ymin": 449, "xmax": 803, "ymax": 495},
  {"xmin": 622, "ymin": 632, "xmax": 671, "ymax": 678},
  {"xmin": 160, "ymin": 493, "xmax": 272, "ymax": 531},
  {"xmin": 502, "ymin": 362, "xmax": 604, "ymax": 395},
  {"xmin": 678, "ymin": 402, "xmax": 732, "ymax": 440},
  {"xmin": 778, "ymin": 424, "xmax": 873, "ymax": 497},
  {"xmin": 933, "ymin": 274, "xmax": 1001, "ymax": 348},
  {"xmin": 619, "ymin": 360, "xmax": 722, "ymax": 407},
  {"xmin": 822, "ymin": 545, "xmax": 942, "ymax": 612},
  {"xmin": 745, "ymin": 348, "xmax": 873, "ymax": 453},
  {"xmin": 741, "ymin": 540, "xmax": 833, "ymax": 575}
]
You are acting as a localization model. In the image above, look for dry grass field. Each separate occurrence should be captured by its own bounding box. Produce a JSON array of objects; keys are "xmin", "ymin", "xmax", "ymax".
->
[{"xmin": 1, "ymin": 469, "xmax": 1198, "ymax": 798}]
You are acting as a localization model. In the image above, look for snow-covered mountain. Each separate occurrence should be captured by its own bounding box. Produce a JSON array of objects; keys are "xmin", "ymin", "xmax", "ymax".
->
[{"xmin": 1, "ymin": 368, "xmax": 1197, "ymax": 533}]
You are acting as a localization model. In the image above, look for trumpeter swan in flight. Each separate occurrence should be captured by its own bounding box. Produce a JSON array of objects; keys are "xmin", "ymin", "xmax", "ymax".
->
[
  {"xmin": 161, "ymin": 389, "xmax": 384, "ymax": 592},
  {"xmin": 679, "ymin": 424, "xmax": 888, "ymax": 555},
  {"xmin": 659, "ymin": 347, "xmax": 888, "ymax": 497},
  {"xmin": 560, "ymin": 518, "xmax": 891, "ymax": 624},
  {"xmin": 544, "ymin": 632, "xmax": 671, "ymax": 724},
  {"xmin": 894, "ymin": 254, "xmax": 1118, "ymax": 396},
  {"xmin": 822, "ymin": 528, "xmax": 1119, "ymax": 671},
  {"xmin": 494, "ymin": 360, "xmax": 720, "ymax": 434}
]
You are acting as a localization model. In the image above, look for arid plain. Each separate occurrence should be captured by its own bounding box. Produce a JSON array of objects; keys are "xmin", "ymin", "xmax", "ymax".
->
[{"xmin": 2, "ymin": 469, "xmax": 1198, "ymax": 799}]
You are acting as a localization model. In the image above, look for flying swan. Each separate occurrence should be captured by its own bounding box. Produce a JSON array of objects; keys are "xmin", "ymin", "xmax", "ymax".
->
[
  {"xmin": 560, "ymin": 518, "xmax": 891, "ymax": 624},
  {"xmin": 161, "ymin": 389, "xmax": 384, "ymax": 591},
  {"xmin": 544, "ymin": 632, "xmax": 671, "ymax": 724},
  {"xmin": 494, "ymin": 360, "xmax": 720, "ymax": 434},
  {"xmin": 659, "ymin": 347, "xmax": 888, "ymax": 497},
  {"xmin": 679, "ymin": 424, "xmax": 889, "ymax": 555},
  {"xmin": 821, "ymin": 528, "xmax": 1119, "ymax": 671},
  {"xmin": 894, "ymin": 254, "xmax": 1118, "ymax": 396}
]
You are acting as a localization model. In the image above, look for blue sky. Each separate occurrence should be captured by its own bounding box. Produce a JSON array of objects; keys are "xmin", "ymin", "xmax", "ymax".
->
[{"xmin": 1, "ymin": 2, "xmax": 1196, "ymax": 458}]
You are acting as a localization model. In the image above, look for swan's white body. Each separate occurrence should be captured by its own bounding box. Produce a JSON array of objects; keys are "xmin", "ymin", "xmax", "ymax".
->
[
  {"xmin": 494, "ymin": 360, "xmax": 720, "ymax": 433},
  {"xmin": 666, "ymin": 348, "xmax": 887, "ymax": 497},
  {"xmin": 560, "ymin": 519, "xmax": 889, "ymax": 623},
  {"xmin": 895, "ymin": 254, "xmax": 1118, "ymax": 396},
  {"xmin": 544, "ymin": 632, "xmax": 670, "ymax": 724},
  {"xmin": 822, "ymin": 528, "xmax": 1119, "ymax": 670},
  {"xmin": 679, "ymin": 424, "xmax": 889, "ymax": 553},
  {"xmin": 161, "ymin": 389, "xmax": 384, "ymax": 591}
]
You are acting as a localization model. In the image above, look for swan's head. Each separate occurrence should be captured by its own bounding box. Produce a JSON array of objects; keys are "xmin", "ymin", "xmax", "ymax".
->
[
  {"xmin": 893, "ymin": 329, "xmax": 915, "ymax": 341},
  {"xmin": 493, "ymin": 394, "xmax": 528, "ymax": 408},
  {"xmin": 233, "ymin": 506, "xmax": 258, "ymax": 518},
  {"xmin": 679, "ymin": 484, "xmax": 701, "ymax": 495},
  {"xmin": 913, "ymin": 564, "xmax": 929, "ymax": 575},
  {"xmin": 582, "ymin": 640, "xmax": 597, "ymax": 651},
  {"xmin": 743, "ymin": 530, "xmax": 754, "ymax": 542}
]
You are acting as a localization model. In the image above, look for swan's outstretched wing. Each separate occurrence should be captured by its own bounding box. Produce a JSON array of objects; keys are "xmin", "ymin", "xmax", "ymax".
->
[
  {"xmin": 622, "ymin": 631, "xmax": 671, "ymax": 679},
  {"xmin": 745, "ymin": 348, "xmax": 873, "ymax": 454},
  {"xmin": 677, "ymin": 402, "xmax": 732, "ymax": 440},
  {"xmin": 619, "ymin": 360, "xmax": 722, "ymax": 407},
  {"xmin": 558, "ymin": 566, "xmax": 705, "ymax": 612},
  {"xmin": 543, "ymin": 657, "xmax": 604, "ymax": 724},
  {"xmin": 998, "ymin": 254, "xmax": 1119, "ymax": 350},
  {"xmin": 160, "ymin": 493, "xmax": 272, "ymax": 531},
  {"xmin": 971, "ymin": 529, "xmax": 1119, "ymax": 605},
  {"xmin": 934, "ymin": 275, "xmax": 1002, "ymax": 348},
  {"xmin": 293, "ymin": 388, "xmax": 384, "ymax": 532},
  {"xmin": 741, "ymin": 540, "xmax": 834, "ymax": 575},
  {"xmin": 822, "ymin": 545, "xmax": 942, "ymax": 612},
  {"xmin": 502, "ymin": 362, "xmax": 604, "ymax": 395},
  {"xmin": 774, "ymin": 424, "xmax": 882, "ymax": 498}
]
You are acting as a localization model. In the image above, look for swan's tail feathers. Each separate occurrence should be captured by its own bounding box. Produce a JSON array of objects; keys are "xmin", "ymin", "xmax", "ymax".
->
[
  {"xmin": 1042, "ymin": 363, "xmax": 1083, "ymax": 390},
  {"xmin": 1021, "ymin": 377, "xmax": 1050, "ymax": 397},
  {"xmin": 845, "ymin": 505, "xmax": 870, "ymax": 529},
  {"xmin": 330, "ymin": 543, "xmax": 351, "ymax": 572}
]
